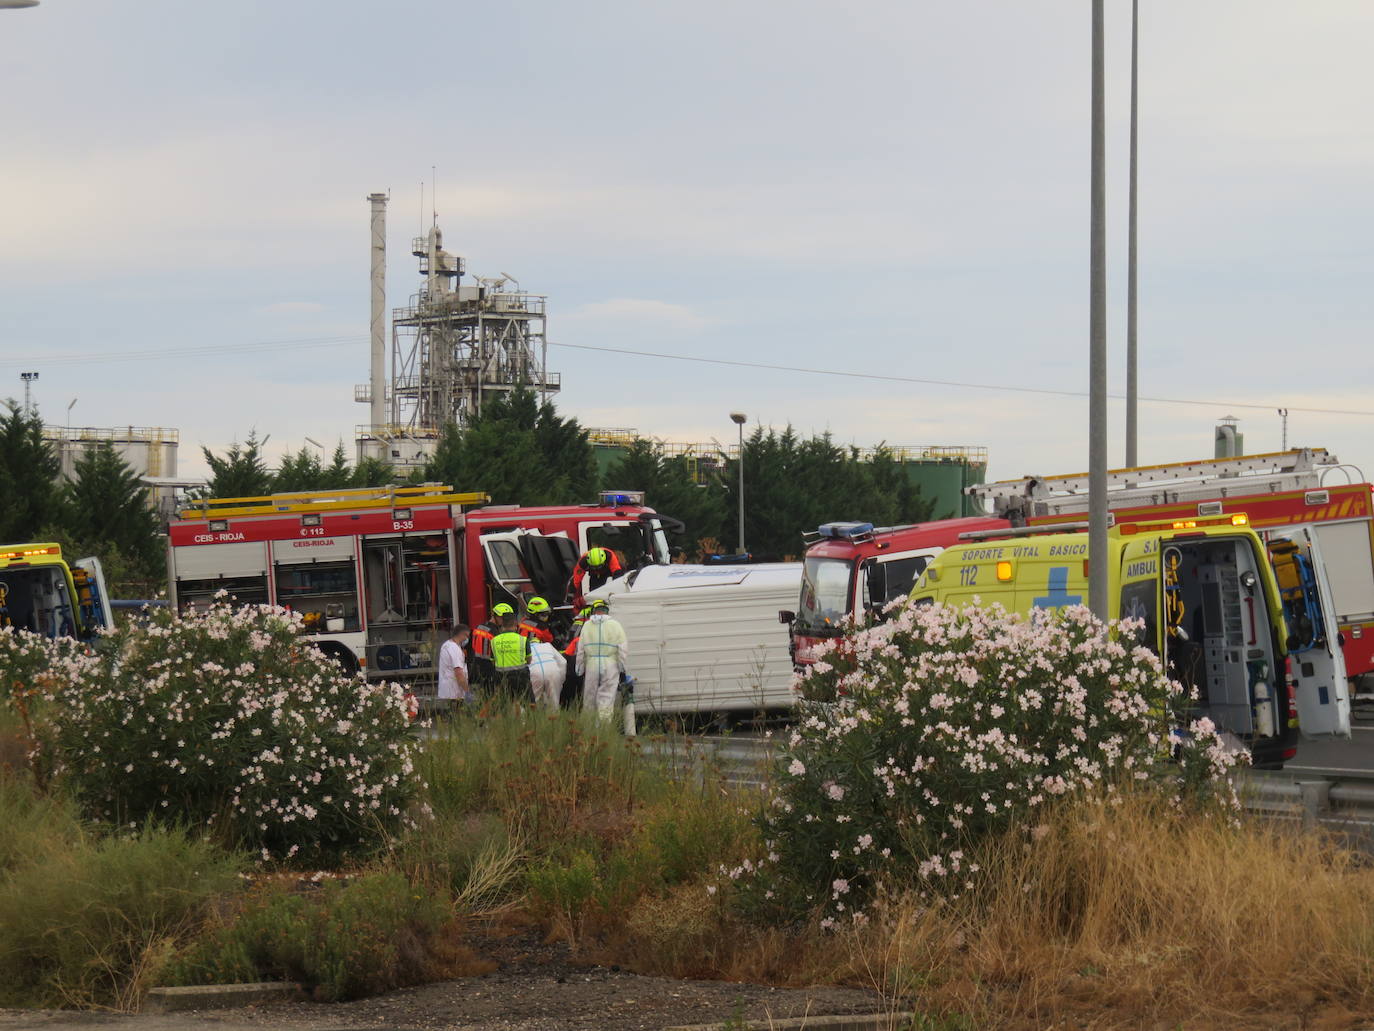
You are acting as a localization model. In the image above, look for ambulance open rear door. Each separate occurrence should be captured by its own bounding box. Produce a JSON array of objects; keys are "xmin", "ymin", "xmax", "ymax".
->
[{"xmin": 1269, "ymin": 528, "xmax": 1351, "ymax": 738}]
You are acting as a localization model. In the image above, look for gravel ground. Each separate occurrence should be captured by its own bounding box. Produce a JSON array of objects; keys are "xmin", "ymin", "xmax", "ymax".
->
[{"xmin": 0, "ymin": 929, "xmax": 887, "ymax": 1031}]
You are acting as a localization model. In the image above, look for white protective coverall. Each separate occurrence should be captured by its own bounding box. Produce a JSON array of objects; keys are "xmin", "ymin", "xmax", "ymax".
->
[
  {"xmin": 528, "ymin": 640, "xmax": 567, "ymax": 711},
  {"xmin": 575, "ymin": 613, "xmax": 628, "ymax": 719}
]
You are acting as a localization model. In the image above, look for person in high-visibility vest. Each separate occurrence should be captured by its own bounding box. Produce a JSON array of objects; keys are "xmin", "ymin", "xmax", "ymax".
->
[
  {"xmin": 519, "ymin": 596, "xmax": 555, "ymax": 644},
  {"xmin": 575, "ymin": 598, "xmax": 629, "ymax": 720},
  {"xmin": 469, "ymin": 602, "xmax": 513, "ymax": 692},
  {"xmin": 572, "ymin": 547, "xmax": 623, "ymax": 601},
  {"xmin": 490, "ymin": 611, "xmax": 532, "ymax": 700}
]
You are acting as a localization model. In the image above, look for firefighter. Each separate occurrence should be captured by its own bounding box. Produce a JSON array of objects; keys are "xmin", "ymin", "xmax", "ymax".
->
[
  {"xmin": 519, "ymin": 596, "xmax": 555, "ymax": 644},
  {"xmin": 575, "ymin": 597, "xmax": 629, "ymax": 721},
  {"xmin": 490, "ymin": 611, "xmax": 532, "ymax": 700},
  {"xmin": 571, "ymin": 547, "xmax": 623, "ymax": 600},
  {"xmin": 470, "ymin": 602, "xmax": 513, "ymax": 691}
]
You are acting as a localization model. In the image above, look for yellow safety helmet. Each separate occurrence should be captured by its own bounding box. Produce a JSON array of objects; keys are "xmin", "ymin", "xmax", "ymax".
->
[
  {"xmin": 526, "ymin": 596, "xmax": 550, "ymax": 615},
  {"xmin": 492, "ymin": 602, "xmax": 515, "ymax": 618},
  {"xmin": 586, "ymin": 547, "xmax": 609, "ymax": 567}
]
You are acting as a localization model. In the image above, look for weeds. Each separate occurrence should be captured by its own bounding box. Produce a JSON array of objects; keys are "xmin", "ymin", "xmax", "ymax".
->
[
  {"xmin": 163, "ymin": 871, "xmax": 470, "ymax": 1002},
  {"xmin": 0, "ymin": 820, "xmax": 240, "ymax": 1009}
]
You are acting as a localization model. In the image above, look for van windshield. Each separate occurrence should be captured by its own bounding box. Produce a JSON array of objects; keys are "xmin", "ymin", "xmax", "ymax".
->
[{"xmin": 798, "ymin": 557, "xmax": 853, "ymax": 633}]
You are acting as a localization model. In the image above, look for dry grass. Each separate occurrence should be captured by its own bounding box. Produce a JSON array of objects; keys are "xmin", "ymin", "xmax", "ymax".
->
[
  {"xmin": 601, "ymin": 791, "xmax": 1374, "ymax": 1029},
  {"xmin": 855, "ymin": 793, "xmax": 1374, "ymax": 1028}
]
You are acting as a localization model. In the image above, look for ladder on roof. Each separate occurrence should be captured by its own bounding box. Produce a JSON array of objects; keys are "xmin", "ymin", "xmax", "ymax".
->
[
  {"xmin": 177, "ymin": 484, "xmax": 490, "ymax": 521},
  {"xmin": 967, "ymin": 448, "xmax": 1338, "ymax": 504}
]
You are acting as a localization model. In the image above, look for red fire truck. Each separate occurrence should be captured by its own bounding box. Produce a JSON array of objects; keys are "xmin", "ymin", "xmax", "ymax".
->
[
  {"xmin": 970, "ymin": 448, "xmax": 1374, "ymax": 735},
  {"xmin": 167, "ymin": 485, "xmax": 676, "ymax": 689},
  {"xmin": 783, "ymin": 516, "xmax": 1011, "ymax": 669}
]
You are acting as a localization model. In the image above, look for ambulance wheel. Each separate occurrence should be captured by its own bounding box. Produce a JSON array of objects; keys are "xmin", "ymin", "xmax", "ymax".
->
[{"xmin": 313, "ymin": 641, "xmax": 359, "ymax": 676}]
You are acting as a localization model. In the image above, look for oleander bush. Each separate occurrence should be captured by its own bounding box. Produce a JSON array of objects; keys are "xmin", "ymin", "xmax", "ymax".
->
[
  {"xmin": 736, "ymin": 602, "xmax": 1242, "ymax": 927},
  {"xmin": 8, "ymin": 599, "xmax": 423, "ymax": 864}
]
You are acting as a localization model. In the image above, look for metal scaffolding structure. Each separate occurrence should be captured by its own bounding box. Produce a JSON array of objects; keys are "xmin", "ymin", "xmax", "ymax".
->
[{"xmin": 356, "ymin": 218, "xmax": 558, "ymax": 468}]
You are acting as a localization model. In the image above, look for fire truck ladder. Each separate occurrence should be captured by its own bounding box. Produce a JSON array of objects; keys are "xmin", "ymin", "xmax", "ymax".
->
[
  {"xmin": 177, "ymin": 484, "xmax": 490, "ymax": 521},
  {"xmin": 967, "ymin": 448, "xmax": 1344, "ymax": 518}
]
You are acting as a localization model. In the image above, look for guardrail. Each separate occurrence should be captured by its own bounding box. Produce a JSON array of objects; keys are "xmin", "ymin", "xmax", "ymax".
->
[{"xmin": 640, "ymin": 734, "xmax": 1374, "ymax": 843}]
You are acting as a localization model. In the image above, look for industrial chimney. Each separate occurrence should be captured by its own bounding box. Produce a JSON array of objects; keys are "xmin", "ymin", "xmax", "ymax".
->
[{"xmin": 368, "ymin": 192, "xmax": 388, "ymax": 436}]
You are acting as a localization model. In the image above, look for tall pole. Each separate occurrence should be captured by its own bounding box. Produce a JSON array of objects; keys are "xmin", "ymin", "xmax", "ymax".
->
[
  {"xmin": 367, "ymin": 192, "xmax": 388, "ymax": 443},
  {"xmin": 730, "ymin": 412, "xmax": 747, "ymax": 554},
  {"xmin": 1089, "ymin": 0, "xmax": 1109, "ymax": 620},
  {"xmin": 1125, "ymin": 0, "xmax": 1139, "ymax": 469}
]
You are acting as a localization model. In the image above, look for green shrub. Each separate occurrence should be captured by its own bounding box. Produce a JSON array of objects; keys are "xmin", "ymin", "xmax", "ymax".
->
[
  {"xmin": 0, "ymin": 823, "xmax": 240, "ymax": 1009},
  {"xmin": 166, "ymin": 872, "xmax": 450, "ymax": 1002},
  {"xmin": 23, "ymin": 602, "xmax": 423, "ymax": 864}
]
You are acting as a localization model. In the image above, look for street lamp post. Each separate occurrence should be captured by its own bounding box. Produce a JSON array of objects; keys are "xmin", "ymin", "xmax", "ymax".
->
[{"xmin": 730, "ymin": 412, "xmax": 747, "ymax": 555}]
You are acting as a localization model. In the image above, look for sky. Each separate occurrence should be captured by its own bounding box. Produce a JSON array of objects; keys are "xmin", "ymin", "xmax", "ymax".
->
[{"xmin": 3, "ymin": 1, "xmax": 1374, "ymax": 489}]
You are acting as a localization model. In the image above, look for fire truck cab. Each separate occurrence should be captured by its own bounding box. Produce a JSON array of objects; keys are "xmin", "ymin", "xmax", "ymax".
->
[
  {"xmin": 167, "ymin": 486, "xmax": 675, "ymax": 693},
  {"xmin": 784, "ymin": 516, "xmax": 1011, "ymax": 669}
]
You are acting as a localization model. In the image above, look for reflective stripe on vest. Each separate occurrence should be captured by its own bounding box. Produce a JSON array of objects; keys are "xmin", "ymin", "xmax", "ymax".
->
[{"xmin": 491, "ymin": 630, "xmax": 530, "ymax": 670}]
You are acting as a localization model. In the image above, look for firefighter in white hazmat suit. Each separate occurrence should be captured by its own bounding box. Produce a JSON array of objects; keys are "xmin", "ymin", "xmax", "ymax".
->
[
  {"xmin": 528, "ymin": 640, "xmax": 567, "ymax": 711},
  {"xmin": 575, "ymin": 598, "xmax": 628, "ymax": 720}
]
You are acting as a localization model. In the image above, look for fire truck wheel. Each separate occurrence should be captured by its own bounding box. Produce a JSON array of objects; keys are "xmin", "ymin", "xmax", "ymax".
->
[{"xmin": 312, "ymin": 641, "xmax": 359, "ymax": 677}]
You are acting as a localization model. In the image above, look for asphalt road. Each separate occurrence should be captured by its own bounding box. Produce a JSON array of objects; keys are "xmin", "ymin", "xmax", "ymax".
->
[{"xmin": 1284, "ymin": 698, "xmax": 1374, "ymax": 775}]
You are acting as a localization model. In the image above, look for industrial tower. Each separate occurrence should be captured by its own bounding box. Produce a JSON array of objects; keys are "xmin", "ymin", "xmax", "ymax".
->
[{"xmin": 355, "ymin": 197, "xmax": 559, "ymax": 470}]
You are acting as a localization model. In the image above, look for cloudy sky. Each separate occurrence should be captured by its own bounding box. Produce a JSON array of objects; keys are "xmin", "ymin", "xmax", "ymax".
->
[{"xmin": 3, "ymin": 1, "xmax": 1374, "ymax": 487}]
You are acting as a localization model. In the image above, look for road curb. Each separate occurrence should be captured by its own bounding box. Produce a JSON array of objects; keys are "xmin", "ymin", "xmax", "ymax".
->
[
  {"xmin": 143, "ymin": 982, "xmax": 302, "ymax": 1013},
  {"xmin": 664, "ymin": 1012, "xmax": 914, "ymax": 1031}
]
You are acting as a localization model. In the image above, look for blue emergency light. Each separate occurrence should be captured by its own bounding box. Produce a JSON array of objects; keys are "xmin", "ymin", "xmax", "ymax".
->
[
  {"xmin": 599, "ymin": 490, "xmax": 645, "ymax": 507},
  {"xmin": 817, "ymin": 522, "xmax": 875, "ymax": 539}
]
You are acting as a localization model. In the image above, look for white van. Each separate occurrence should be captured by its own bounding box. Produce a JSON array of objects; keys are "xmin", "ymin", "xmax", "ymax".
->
[{"xmin": 588, "ymin": 564, "xmax": 802, "ymax": 714}]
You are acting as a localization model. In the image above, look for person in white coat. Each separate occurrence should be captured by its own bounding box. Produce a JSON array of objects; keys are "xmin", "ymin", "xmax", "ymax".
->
[
  {"xmin": 575, "ymin": 598, "xmax": 628, "ymax": 720},
  {"xmin": 528, "ymin": 639, "xmax": 567, "ymax": 711}
]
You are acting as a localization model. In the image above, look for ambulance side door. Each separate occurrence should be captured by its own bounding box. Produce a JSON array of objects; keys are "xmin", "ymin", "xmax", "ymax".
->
[
  {"xmin": 1271, "ymin": 528, "xmax": 1351, "ymax": 737},
  {"xmin": 1117, "ymin": 537, "xmax": 1162, "ymax": 655}
]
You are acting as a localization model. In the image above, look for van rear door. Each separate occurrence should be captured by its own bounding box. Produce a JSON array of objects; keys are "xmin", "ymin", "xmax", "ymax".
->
[{"xmin": 1270, "ymin": 528, "xmax": 1351, "ymax": 737}]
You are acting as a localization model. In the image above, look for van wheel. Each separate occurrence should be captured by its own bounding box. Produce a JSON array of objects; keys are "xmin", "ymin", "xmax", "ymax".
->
[{"xmin": 313, "ymin": 642, "xmax": 359, "ymax": 676}]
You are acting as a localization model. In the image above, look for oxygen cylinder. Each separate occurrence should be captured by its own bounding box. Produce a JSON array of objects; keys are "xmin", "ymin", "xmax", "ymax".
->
[{"xmin": 1252, "ymin": 678, "xmax": 1276, "ymax": 738}]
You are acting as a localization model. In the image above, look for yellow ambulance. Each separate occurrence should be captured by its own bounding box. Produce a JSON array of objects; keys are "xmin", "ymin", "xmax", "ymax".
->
[
  {"xmin": 908, "ymin": 515, "xmax": 1308, "ymax": 769},
  {"xmin": 0, "ymin": 542, "xmax": 112, "ymax": 643}
]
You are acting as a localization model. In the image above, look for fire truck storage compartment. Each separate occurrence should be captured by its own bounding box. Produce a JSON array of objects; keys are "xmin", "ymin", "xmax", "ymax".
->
[
  {"xmin": 271, "ymin": 538, "xmax": 360, "ymax": 633},
  {"xmin": 1165, "ymin": 536, "xmax": 1279, "ymax": 741},
  {"xmin": 360, "ymin": 533, "xmax": 454, "ymax": 681},
  {"xmin": 0, "ymin": 565, "xmax": 74, "ymax": 637},
  {"xmin": 173, "ymin": 540, "xmax": 269, "ymax": 613},
  {"xmin": 1312, "ymin": 521, "xmax": 1374, "ymax": 622}
]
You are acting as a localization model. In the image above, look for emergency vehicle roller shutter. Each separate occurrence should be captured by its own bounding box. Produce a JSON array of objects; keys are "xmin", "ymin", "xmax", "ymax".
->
[
  {"xmin": 173, "ymin": 541, "xmax": 268, "ymax": 581},
  {"xmin": 271, "ymin": 537, "xmax": 356, "ymax": 564}
]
